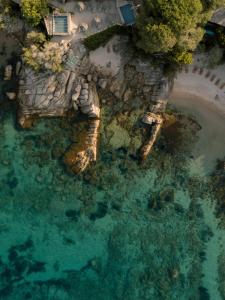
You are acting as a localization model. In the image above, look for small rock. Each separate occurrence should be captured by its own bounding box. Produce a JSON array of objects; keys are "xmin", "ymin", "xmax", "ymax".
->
[
  {"xmin": 81, "ymin": 89, "xmax": 88, "ymax": 96},
  {"xmin": 75, "ymin": 84, "xmax": 82, "ymax": 93},
  {"xmin": 72, "ymin": 92, "xmax": 80, "ymax": 102},
  {"xmin": 93, "ymin": 75, "xmax": 98, "ymax": 82},
  {"xmin": 35, "ymin": 175, "xmax": 43, "ymax": 183},
  {"xmin": 4, "ymin": 65, "xmax": 13, "ymax": 80},
  {"xmin": 79, "ymin": 94, "xmax": 88, "ymax": 101},
  {"xmin": 142, "ymin": 114, "xmax": 154, "ymax": 125},
  {"xmin": 16, "ymin": 61, "xmax": 22, "ymax": 76},
  {"xmin": 98, "ymin": 78, "xmax": 107, "ymax": 89},
  {"xmin": 6, "ymin": 92, "xmax": 16, "ymax": 100},
  {"xmin": 87, "ymin": 74, "xmax": 92, "ymax": 82},
  {"xmin": 82, "ymin": 83, "xmax": 89, "ymax": 89},
  {"xmin": 25, "ymin": 89, "xmax": 32, "ymax": 95},
  {"xmin": 123, "ymin": 88, "xmax": 132, "ymax": 102},
  {"xmin": 73, "ymin": 102, "xmax": 78, "ymax": 110}
]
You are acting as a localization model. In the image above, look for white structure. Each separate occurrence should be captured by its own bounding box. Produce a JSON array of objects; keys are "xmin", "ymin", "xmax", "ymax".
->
[{"xmin": 44, "ymin": 13, "xmax": 72, "ymax": 36}]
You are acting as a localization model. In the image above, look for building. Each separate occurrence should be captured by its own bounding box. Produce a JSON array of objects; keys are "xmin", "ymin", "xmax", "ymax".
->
[
  {"xmin": 116, "ymin": 0, "xmax": 136, "ymax": 25},
  {"xmin": 44, "ymin": 13, "xmax": 72, "ymax": 36}
]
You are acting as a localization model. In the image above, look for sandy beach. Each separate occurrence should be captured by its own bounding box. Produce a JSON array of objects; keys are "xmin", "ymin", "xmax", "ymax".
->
[{"xmin": 170, "ymin": 91, "xmax": 225, "ymax": 174}]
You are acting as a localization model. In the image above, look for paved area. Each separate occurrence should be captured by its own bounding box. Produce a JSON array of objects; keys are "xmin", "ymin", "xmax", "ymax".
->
[{"xmin": 49, "ymin": 0, "xmax": 121, "ymax": 42}]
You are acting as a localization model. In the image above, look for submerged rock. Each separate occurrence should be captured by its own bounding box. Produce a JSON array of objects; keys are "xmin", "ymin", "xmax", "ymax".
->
[
  {"xmin": 4, "ymin": 65, "xmax": 13, "ymax": 80},
  {"xmin": 6, "ymin": 92, "xmax": 16, "ymax": 100},
  {"xmin": 64, "ymin": 119, "xmax": 100, "ymax": 174},
  {"xmin": 140, "ymin": 112, "xmax": 163, "ymax": 161}
]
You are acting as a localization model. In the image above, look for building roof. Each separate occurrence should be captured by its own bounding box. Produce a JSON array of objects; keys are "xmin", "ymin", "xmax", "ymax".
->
[{"xmin": 211, "ymin": 8, "xmax": 225, "ymax": 27}]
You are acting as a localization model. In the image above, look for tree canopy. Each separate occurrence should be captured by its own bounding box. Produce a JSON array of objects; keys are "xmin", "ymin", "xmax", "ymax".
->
[
  {"xmin": 135, "ymin": 0, "xmax": 225, "ymax": 64},
  {"xmin": 21, "ymin": 0, "xmax": 48, "ymax": 26}
]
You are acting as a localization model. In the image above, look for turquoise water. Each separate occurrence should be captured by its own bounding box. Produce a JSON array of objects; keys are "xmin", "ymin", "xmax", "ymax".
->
[
  {"xmin": 53, "ymin": 16, "xmax": 68, "ymax": 34},
  {"xmin": 0, "ymin": 93, "xmax": 225, "ymax": 300}
]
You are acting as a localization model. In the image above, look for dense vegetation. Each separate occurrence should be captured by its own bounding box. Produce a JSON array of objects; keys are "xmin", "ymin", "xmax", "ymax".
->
[
  {"xmin": 84, "ymin": 25, "xmax": 127, "ymax": 50},
  {"xmin": 135, "ymin": 0, "xmax": 225, "ymax": 64},
  {"xmin": 21, "ymin": 0, "xmax": 49, "ymax": 26},
  {"xmin": 23, "ymin": 31, "xmax": 64, "ymax": 72}
]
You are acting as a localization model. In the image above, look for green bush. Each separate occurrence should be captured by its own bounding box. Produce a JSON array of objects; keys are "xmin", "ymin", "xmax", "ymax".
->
[
  {"xmin": 23, "ymin": 41, "xmax": 65, "ymax": 73},
  {"xmin": 21, "ymin": 0, "xmax": 49, "ymax": 26},
  {"xmin": 216, "ymin": 27, "xmax": 225, "ymax": 47},
  {"xmin": 83, "ymin": 25, "xmax": 127, "ymax": 51},
  {"xmin": 169, "ymin": 50, "xmax": 193, "ymax": 65},
  {"xmin": 26, "ymin": 31, "xmax": 47, "ymax": 46}
]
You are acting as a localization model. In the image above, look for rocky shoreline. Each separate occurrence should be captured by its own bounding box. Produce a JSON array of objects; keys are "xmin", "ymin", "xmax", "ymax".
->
[{"xmin": 2, "ymin": 37, "xmax": 171, "ymax": 173}]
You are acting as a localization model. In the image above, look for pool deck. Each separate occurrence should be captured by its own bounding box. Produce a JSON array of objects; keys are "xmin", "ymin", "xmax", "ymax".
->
[{"xmin": 48, "ymin": 0, "xmax": 122, "ymax": 42}]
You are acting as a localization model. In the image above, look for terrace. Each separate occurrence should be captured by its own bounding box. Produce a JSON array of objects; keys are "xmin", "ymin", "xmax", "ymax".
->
[{"xmin": 48, "ymin": 0, "xmax": 122, "ymax": 41}]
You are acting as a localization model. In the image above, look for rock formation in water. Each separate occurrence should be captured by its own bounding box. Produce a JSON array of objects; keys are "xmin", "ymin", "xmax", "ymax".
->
[
  {"xmin": 64, "ymin": 119, "xmax": 100, "ymax": 174},
  {"xmin": 12, "ymin": 37, "xmax": 172, "ymax": 172},
  {"xmin": 139, "ymin": 112, "xmax": 163, "ymax": 161}
]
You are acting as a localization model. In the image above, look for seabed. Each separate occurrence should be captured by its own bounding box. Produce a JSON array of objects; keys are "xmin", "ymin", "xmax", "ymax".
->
[{"xmin": 0, "ymin": 85, "xmax": 225, "ymax": 300}]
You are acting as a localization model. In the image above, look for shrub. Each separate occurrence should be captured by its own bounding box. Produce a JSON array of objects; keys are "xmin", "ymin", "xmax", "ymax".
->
[
  {"xmin": 216, "ymin": 27, "xmax": 225, "ymax": 47},
  {"xmin": 21, "ymin": 0, "xmax": 49, "ymax": 26},
  {"xmin": 26, "ymin": 31, "xmax": 47, "ymax": 46},
  {"xmin": 83, "ymin": 25, "xmax": 127, "ymax": 51},
  {"xmin": 169, "ymin": 50, "xmax": 193, "ymax": 65},
  {"xmin": 23, "ymin": 41, "xmax": 65, "ymax": 72}
]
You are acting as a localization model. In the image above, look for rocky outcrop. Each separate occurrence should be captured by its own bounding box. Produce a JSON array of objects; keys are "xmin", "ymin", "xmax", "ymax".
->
[
  {"xmin": 17, "ymin": 68, "xmax": 75, "ymax": 121},
  {"xmin": 17, "ymin": 48, "xmax": 102, "ymax": 125},
  {"xmin": 64, "ymin": 119, "xmax": 100, "ymax": 174},
  {"xmin": 72, "ymin": 81, "xmax": 100, "ymax": 118},
  {"xmin": 139, "ymin": 112, "xmax": 163, "ymax": 161}
]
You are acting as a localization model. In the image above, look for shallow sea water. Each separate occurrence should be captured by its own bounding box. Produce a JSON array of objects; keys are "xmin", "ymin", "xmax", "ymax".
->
[{"xmin": 0, "ymin": 90, "xmax": 225, "ymax": 299}]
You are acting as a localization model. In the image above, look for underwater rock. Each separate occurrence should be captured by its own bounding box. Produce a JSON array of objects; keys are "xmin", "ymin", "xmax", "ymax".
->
[
  {"xmin": 89, "ymin": 202, "xmax": 108, "ymax": 221},
  {"xmin": 64, "ymin": 119, "xmax": 100, "ymax": 174},
  {"xmin": 65, "ymin": 209, "xmax": 80, "ymax": 222},
  {"xmin": 139, "ymin": 112, "xmax": 163, "ymax": 161},
  {"xmin": 6, "ymin": 92, "xmax": 16, "ymax": 100},
  {"xmin": 4, "ymin": 65, "xmax": 13, "ymax": 80},
  {"xmin": 17, "ymin": 111, "xmax": 35, "ymax": 128},
  {"xmin": 148, "ymin": 188, "xmax": 174, "ymax": 211},
  {"xmin": 168, "ymin": 268, "xmax": 180, "ymax": 280},
  {"xmin": 98, "ymin": 78, "xmax": 107, "ymax": 90},
  {"xmin": 16, "ymin": 61, "xmax": 22, "ymax": 76}
]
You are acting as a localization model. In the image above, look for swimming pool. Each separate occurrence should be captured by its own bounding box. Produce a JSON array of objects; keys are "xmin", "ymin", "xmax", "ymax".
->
[
  {"xmin": 119, "ymin": 3, "xmax": 135, "ymax": 25},
  {"xmin": 53, "ymin": 15, "xmax": 69, "ymax": 34}
]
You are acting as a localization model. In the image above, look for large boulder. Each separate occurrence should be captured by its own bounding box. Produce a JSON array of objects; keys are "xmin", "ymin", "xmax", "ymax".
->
[{"xmin": 64, "ymin": 119, "xmax": 100, "ymax": 174}]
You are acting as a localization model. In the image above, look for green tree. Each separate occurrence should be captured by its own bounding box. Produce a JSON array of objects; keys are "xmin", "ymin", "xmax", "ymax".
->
[
  {"xmin": 135, "ymin": 0, "xmax": 225, "ymax": 64},
  {"xmin": 26, "ymin": 31, "xmax": 46, "ymax": 46},
  {"xmin": 21, "ymin": 0, "xmax": 48, "ymax": 26}
]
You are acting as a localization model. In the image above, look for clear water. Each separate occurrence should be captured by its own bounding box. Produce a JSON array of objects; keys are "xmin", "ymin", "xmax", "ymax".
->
[
  {"xmin": 120, "ymin": 4, "xmax": 135, "ymax": 25},
  {"xmin": 0, "ymin": 93, "xmax": 224, "ymax": 300},
  {"xmin": 53, "ymin": 16, "xmax": 68, "ymax": 33},
  {"xmin": 1, "ymin": 32, "xmax": 225, "ymax": 299}
]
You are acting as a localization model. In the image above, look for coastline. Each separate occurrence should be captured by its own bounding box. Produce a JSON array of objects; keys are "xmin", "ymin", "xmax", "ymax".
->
[
  {"xmin": 172, "ymin": 63, "xmax": 225, "ymax": 116},
  {"xmin": 169, "ymin": 91, "xmax": 225, "ymax": 174}
]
